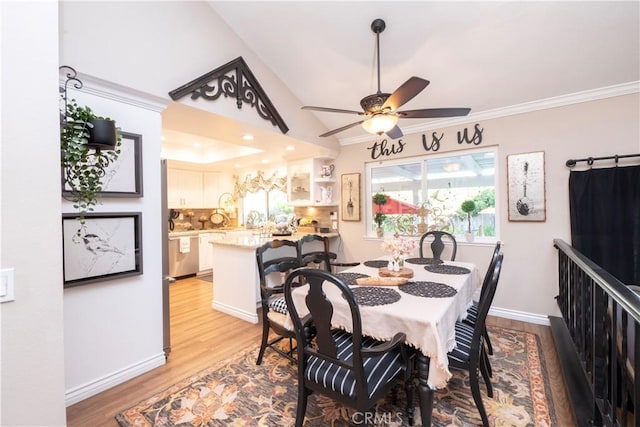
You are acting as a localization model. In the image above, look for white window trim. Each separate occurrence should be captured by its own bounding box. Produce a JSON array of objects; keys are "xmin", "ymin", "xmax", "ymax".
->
[{"xmin": 364, "ymin": 146, "xmax": 500, "ymax": 241}]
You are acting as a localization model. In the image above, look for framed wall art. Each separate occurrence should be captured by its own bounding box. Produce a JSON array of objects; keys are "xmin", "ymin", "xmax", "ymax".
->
[
  {"xmin": 507, "ymin": 151, "xmax": 546, "ymax": 221},
  {"xmin": 63, "ymin": 131, "xmax": 143, "ymax": 197},
  {"xmin": 62, "ymin": 212, "xmax": 143, "ymax": 287},
  {"xmin": 341, "ymin": 173, "xmax": 361, "ymax": 221}
]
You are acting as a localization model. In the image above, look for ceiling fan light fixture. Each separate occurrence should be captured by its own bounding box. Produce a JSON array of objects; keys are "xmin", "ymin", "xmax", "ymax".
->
[
  {"xmin": 361, "ymin": 114, "xmax": 398, "ymax": 135},
  {"xmin": 302, "ymin": 18, "xmax": 470, "ymax": 138}
]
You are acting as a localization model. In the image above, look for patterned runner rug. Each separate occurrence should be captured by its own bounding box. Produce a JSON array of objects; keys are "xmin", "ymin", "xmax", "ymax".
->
[{"xmin": 116, "ymin": 326, "xmax": 556, "ymax": 426}]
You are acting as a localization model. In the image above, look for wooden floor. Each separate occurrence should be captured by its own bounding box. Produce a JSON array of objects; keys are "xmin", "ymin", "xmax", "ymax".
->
[{"xmin": 66, "ymin": 276, "xmax": 575, "ymax": 426}]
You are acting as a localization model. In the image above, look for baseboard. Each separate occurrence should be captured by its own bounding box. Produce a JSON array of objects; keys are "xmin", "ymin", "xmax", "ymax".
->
[
  {"xmin": 65, "ymin": 353, "xmax": 166, "ymax": 406},
  {"xmin": 489, "ymin": 306, "xmax": 551, "ymax": 326},
  {"xmin": 212, "ymin": 301, "xmax": 259, "ymax": 324}
]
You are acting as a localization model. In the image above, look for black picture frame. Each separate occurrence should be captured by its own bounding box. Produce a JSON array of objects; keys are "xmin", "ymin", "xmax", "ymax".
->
[
  {"xmin": 62, "ymin": 131, "xmax": 143, "ymax": 198},
  {"xmin": 62, "ymin": 212, "xmax": 143, "ymax": 288}
]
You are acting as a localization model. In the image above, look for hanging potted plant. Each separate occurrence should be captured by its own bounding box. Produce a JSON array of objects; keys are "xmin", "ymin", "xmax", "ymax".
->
[
  {"xmin": 460, "ymin": 199, "xmax": 477, "ymax": 242},
  {"xmin": 372, "ymin": 192, "xmax": 388, "ymax": 237},
  {"xmin": 61, "ymin": 98, "xmax": 121, "ymax": 238}
]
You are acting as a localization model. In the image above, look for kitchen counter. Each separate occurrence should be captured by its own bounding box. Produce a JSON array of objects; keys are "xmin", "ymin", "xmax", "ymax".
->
[
  {"xmin": 209, "ymin": 231, "xmax": 339, "ymax": 249},
  {"xmin": 168, "ymin": 228, "xmax": 240, "ymax": 238},
  {"xmin": 209, "ymin": 231, "xmax": 340, "ymax": 324}
]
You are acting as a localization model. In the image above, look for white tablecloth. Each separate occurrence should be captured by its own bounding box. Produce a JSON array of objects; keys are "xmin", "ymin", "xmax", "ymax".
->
[{"xmin": 290, "ymin": 257, "xmax": 480, "ymax": 388}]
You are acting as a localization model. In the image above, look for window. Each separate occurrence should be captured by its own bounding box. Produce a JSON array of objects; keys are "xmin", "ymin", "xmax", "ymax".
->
[
  {"xmin": 234, "ymin": 170, "xmax": 291, "ymax": 228},
  {"xmin": 242, "ymin": 189, "xmax": 292, "ymax": 227},
  {"xmin": 366, "ymin": 147, "xmax": 497, "ymax": 241}
]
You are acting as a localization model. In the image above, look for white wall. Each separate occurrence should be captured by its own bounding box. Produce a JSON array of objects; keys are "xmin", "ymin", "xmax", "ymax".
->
[
  {"xmin": 335, "ymin": 93, "xmax": 640, "ymax": 320},
  {"xmin": 0, "ymin": 2, "xmax": 66, "ymax": 425},
  {"xmin": 62, "ymin": 84, "xmax": 167, "ymax": 405}
]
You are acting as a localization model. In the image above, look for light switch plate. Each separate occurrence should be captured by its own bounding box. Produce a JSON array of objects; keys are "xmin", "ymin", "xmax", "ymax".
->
[{"xmin": 0, "ymin": 268, "xmax": 15, "ymax": 303}]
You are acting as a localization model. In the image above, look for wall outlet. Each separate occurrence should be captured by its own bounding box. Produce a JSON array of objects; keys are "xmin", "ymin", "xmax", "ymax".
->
[{"xmin": 0, "ymin": 268, "xmax": 15, "ymax": 303}]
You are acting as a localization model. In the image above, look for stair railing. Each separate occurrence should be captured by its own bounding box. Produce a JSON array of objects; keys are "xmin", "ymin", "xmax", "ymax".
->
[{"xmin": 552, "ymin": 238, "xmax": 640, "ymax": 426}]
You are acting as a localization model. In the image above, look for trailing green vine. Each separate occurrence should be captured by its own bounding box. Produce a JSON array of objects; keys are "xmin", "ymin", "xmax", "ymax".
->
[{"xmin": 61, "ymin": 99, "xmax": 121, "ymax": 238}]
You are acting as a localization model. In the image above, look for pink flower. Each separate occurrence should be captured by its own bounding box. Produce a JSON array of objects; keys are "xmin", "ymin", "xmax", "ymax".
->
[{"xmin": 381, "ymin": 236, "xmax": 416, "ymax": 258}]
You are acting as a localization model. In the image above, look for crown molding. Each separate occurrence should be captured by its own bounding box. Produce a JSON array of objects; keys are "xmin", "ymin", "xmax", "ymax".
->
[
  {"xmin": 61, "ymin": 72, "xmax": 171, "ymax": 113},
  {"xmin": 339, "ymin": 81, "xmax": 640, "ymax": 146}
]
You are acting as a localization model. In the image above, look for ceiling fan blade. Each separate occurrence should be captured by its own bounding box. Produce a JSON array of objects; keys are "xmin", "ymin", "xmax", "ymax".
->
[
  {"xmin": 319, "ymin": 120, "xmax": 365, "ymax": 138},
  {"xmin": 398, "ymin": 107, "xmax": 471, "ymax": 119},
  {"xmin": 385, "ymin": 125, "xmax": 403, "ymax": 140},
  {"xmin": 382, "ymin": 77, "xmax": 430, "ymax": 112},
  {"xmin": 302, "ymin": 106, "xmax": 364, "ymax": 115}
]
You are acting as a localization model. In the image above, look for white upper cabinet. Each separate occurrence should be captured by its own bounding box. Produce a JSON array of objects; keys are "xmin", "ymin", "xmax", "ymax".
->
[
  {"xmin": 167, "ymin": 169, "xmax": 203, "ymax": 208},
  {"xmin": 287, "ymin": 158, "xmax": 337, "ymax": 206},
  {"xmin": 202, "ymin": 172, "xmax": 221, "ymax": 208}
]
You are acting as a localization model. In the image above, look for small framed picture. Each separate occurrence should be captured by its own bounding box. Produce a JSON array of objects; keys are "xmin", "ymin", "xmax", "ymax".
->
[
  {"xmin": 507, "ymin": 151, "xmax": 546, "ymax": 221},
  {"xmin": 341, "ymin": 173, "xmax": 361, "ymax": 221},
  {"xmin": 62, "ymin": 131, "xmax": 143, "ymax": 197},
  {"xmin": 62, "ymin": 212, "xmax": 143, "ymax": 287}
]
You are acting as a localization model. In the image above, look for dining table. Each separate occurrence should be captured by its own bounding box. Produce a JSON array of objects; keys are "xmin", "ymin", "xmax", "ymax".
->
[{"xmin": 288, "ymin": 256, "xmax": 480, "ymax": 426}]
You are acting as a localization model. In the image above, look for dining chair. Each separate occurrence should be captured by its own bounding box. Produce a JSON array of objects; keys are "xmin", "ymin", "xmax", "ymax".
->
[
  {"xmin": 297, "ymin": 234, "xmax": 332, "ymax": 271},
  {"xmin": 298, "ymin": 234, "xmax": 360, "ymax": 273},
  {"xmin": 463, "ymin": 241, "xmax": 502, "ymax": 356},
  {"xmin": 448, "ymin": 252, "xmax": 504, "ymax": 427},
  {"xmin": 419, "ymin": 230, "xmax": 457, "ymax": 261},
  {"xmin": 284, "ymin": 268, "xmax": 414, "ymax": 427},
  {"xmin": 255, "ymin": 239, "xmax": 301, "ymax": 365}
]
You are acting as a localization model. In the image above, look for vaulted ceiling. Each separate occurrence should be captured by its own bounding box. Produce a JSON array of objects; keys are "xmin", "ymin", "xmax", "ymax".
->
[{"xmin": 162, "ymin": 1, "xmax": 639, "ymax": 166}]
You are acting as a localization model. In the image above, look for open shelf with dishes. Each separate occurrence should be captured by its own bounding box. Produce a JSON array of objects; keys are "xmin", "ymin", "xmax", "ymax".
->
[{"xmin": 287, "ymin": 158, "xmax": 338, "ymax": 206}]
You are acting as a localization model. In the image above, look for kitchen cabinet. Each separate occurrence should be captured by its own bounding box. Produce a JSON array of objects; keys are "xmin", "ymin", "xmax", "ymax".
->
[
  {"xmin": 287, "ymin": 158, "xmax": 337, "ymax": 206},
  {"xmin": 198, "ymin": 231, "xmax": 227, "ymax": 273},
  {"xmin": 168, "ymin": 168, "xmax": 203, "ymax": 208},
  {"xmin": 202, "ymin": 172, "xmax": 220, "ymax": 208},
  {"xmin": 198, "ymin": 232, "xmax": 213, "ymax": 272}
]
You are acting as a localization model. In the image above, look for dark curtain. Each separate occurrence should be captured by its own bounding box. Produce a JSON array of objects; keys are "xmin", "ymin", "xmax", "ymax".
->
[{"xmin": 569, "ymin": 165, "xmax": 640, "ymax": 285}]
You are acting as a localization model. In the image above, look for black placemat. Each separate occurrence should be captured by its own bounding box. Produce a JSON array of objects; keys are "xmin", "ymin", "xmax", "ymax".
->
[
  {"xmin": 405, "ymin": 257, "xmax": 444, "ymax": 265},
  {"xmin": 335, "ymin": 272, "xmax": 370, "ymax": 287},
  {"xmin": 398, "ymin": 281, "xmax": 457, "ymax": 298},
  {"xmin": 363, "ymin": 260, "xmax": 389, "ymax": 268},
  {"xmin": 424, "ymin": 264, "xmax": 471, "ymax": 275},
  {"xmin": 350, "ymin": 287, "xmax": 401, "ymax": 306}
]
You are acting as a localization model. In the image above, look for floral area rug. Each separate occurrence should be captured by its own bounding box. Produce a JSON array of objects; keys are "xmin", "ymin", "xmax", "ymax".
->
[{"xmin": 116, "ymin": 327, "xmax": 556, "ymax": 426}]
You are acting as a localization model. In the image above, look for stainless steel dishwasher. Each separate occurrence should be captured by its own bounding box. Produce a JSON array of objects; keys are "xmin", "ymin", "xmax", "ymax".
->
[{"xmin": 168, "ymin": 235, "xmax": 200, "ymax": 278}]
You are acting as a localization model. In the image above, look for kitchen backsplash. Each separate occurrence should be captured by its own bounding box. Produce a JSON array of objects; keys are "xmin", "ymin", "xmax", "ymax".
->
[
  {"xmin": 169, "ymin": 206, "xmax": 337, "ymax": 232},
  {"xmin": 170, "ymin": 208, "xmax": 238, "ymax": 231},
  {"xmin": 292, "ymin": 206, "xmax": 335, "ymax": 230}
]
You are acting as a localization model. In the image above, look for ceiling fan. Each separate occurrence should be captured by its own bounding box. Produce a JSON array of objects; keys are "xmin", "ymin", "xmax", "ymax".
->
[{"xmin": 302, "ymin": 18, "xmax": 471, "ymax": 139}]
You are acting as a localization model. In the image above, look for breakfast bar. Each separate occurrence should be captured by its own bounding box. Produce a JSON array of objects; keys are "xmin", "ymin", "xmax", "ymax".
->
[{"xmin": 209, "ymin": 232, "xmax": 339, "ymax": 323}]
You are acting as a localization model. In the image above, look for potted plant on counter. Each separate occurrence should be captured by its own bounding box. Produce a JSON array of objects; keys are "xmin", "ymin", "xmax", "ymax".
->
[
  {"xmin": 373, "ymin": 192, "xmax": 388, "ymax": 237},
  {"xmin": 460, "ymin": 199, "xmax": 476, "ymax": 242}
]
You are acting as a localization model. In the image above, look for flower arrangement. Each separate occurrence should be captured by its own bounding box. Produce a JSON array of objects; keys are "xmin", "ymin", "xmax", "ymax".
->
[
  {"xmin": 381, "ymin": 235, "xmax": 417, "ymax": 271},
  {"xmin": 258, "ymin": 220, "xmax": 276, "ymax": 237}
]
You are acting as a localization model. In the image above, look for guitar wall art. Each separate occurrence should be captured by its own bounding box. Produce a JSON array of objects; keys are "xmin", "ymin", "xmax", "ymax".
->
[{"xmin": 507, "ymin": 151, "xmax": 546, "ymax": 221}]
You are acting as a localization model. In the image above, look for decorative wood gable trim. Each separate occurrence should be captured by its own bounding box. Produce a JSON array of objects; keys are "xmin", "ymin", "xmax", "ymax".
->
[{"xmin": 168, "ymin": 56, "xmax": 289, "ymax": 134}]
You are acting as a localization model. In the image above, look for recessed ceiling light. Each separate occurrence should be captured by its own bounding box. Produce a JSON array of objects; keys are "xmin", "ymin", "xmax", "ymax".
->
[
  {"xmin": 261, "ymin": 159, "xmax": 269, "ymax": 164},
  {"xmin": 285, "ymin": 145, "xmax": 295, "ymax": 151},
  {"xmin": 193, "ymin": 142, "xmax": 202, "ymax": 148},
  {"xmin": 242, "ymin": 133, "xmax": 254, "ymax": 141}
]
